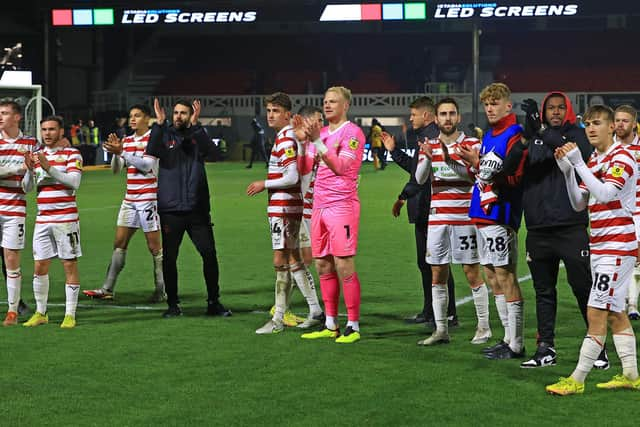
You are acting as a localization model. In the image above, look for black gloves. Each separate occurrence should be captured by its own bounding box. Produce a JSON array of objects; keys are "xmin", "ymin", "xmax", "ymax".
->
[
  {"xmin": 521, "ymin": 98, "xmax": 541, "ymax": 140},
  {"xmin": 540, "ymin": 127, "xmax": 567, "ymax": 149}
]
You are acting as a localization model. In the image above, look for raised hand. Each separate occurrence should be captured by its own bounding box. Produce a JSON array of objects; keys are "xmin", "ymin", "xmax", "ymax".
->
[
  {"xmin": 153, "ymin": 98, "xmax": 166, "ymax": 124},
  {"xmin": 456, "ymin": 143, "xmax": 479, "ymax": 167},
  {"xmin": 103, "ymin": 133, "xmax": 124, "ymax": 155},
  {"xmin": 37, "ymin": 151, "xmax": 51, "ymax": 172},
  {"xmin": 23, "ymin": 151, "xmax": 35, "ymax": 171},
  {"xmin": 292, "ymin": 114, "xmax": 307, "ymax": 141},
  {"xmin": 417, "ymin": 140, "xmax": 432, "ymax": 159},
  {"xmin": 303, "ymin": 116, "xmax": 321, "ymax": 141},
  {"xmin": 380, "ymin": 131, "xmax": 396, "ymax": 151},
  {"xmin": 191, "ymin": 99, "xmax": 201, "ymax": 125}
]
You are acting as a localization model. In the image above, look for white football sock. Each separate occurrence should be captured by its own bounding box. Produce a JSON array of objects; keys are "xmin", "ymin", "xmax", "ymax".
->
[
  {"xmin": 33, "ymin": 274, "xmax": 50, "ymax": 315},
  {"xmin": 471, "ymin": 283, "xmax": 490, "ymax": 329},
  {"xmin": 325, "ymin": 315, "xmax": 338, "ymax": 330},
  {"xmin": 152, "ymin": 251, "xmax": 165, "ymax": 291},
  {"xmin": 572, "ymin": 334, "xmax": 605, "ymax": 383},
  {"xmin": 346, "ymin": 320, "xmax": 360, "ymax": 331},
  {"xmin": 494, "ymin": 294, "xmax": 510, "ymax": 344},
  {"xmin": 103, "ymin": 248, "xmax": 126, "ymax": 292},
  {"xmin": 6, "ymin": 269, "xmax": 21, "ymax": 313},
  {"xmin": 613, "ymin": 328, "xmax": 639, "ymax": 380},
  {"xmin": 273, "ymin": 269, "xmax": 291, "ymax": 322},
  {"xmin": 290, "ymin": 263, "xmax": 322, "ymax": 316},
  {"xmin": 65, "ymin": 284, "xmax": 80, "ymax": 317},
  {"xmin": 507, "ymin": 300, "xmax": 524, "ymax": 353},
  {"xmin": 432, "ymin": 284, "xmax": 448, "ymax": 333}
]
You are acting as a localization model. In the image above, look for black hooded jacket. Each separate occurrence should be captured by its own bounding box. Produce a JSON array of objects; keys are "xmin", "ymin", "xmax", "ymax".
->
[
  {"xmin": 509, "ymin": 92, "xmax": 592, "ymax": 229},
  {"xmin": 391, "ymin": 122, "xmax": 439, "ymax": 224}
]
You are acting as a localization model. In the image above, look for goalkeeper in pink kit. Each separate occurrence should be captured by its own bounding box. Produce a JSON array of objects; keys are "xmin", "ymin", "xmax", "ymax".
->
[{"xmin": 296, "ymin": 86, "xmax": 366, "ymax": 343}]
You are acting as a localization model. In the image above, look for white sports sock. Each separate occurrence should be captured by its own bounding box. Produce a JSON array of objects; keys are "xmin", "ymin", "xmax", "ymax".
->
[
  {"xmin": 432, "ymin": 284, "xmax": 448, "ymax": 333},
  {"xmin": 325, "ymin": 315, "xmax": 338, "ymax": 330},
  {"xmin": 507, "ymin": 300, "xmax": 524, "ymax": 353},
  {"xmin": 6, "ymin": 268, "xmax": 21, "ymax": 313},
  {"xmin": 572, "ymin": 335, "xmax": 605, "ymax": 383},
  {"xmin": 494, "ymin": 294, "xmax": 510, "ymax": 344},
  {"xmin": 613, "ymin": 328, "xmax": 639, "ymax": 380},
  {"xmin": 33, "ymin": 274, "xmax": 50, "ymax": 314},
  {"xmin": 273, "ymin": 269, "xmax": 291, "ymax": 322},
  {"xmin": 152, "ymin": 251, "xmax": 165, "ymax": 291},
  {"xmin": 65, "ymin": 284, "xmax": 80, "ymax": 317},
  {"xmin": 346, "ymin": 320, "xmax": 360, "ymax": 331},
  {"xmin": 471, "ymin": 283, "xmax": 490, "ymax": 329},
  {"xmin": 103, "ymin": 248, "xmax": 126, "ymax": 292},
  {"xmin": 290, "ymin": 264, "xmax": 322, "ymax": 316}
]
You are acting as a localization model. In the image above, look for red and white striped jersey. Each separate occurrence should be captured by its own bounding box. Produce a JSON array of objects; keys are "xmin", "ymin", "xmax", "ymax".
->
[
  {"xmin": 301, "ymin": 165, "xmax": 317, "ymax": 221},
  {"xmin": 0, "ymin": 132, "xmax": 37, "ymax": 218},
  {"xmin": 122, "ymin": 130, "xmax": 158, "ymax": 205},
  {"xmin": 34, "ymin": 146, "xmax": 83, "ymax": 224},
  {"xmin": 427, "ymin": 132, "xmax": 479, "ymax": 226},
  {"xmin": 580, "ymin": 142, "xmax": 637, "ymax": 257},
  {"xmin": 267, "ymin": 125, "xmax": 302, "ymax": 219},
  {"xmin": 615, "ymin": 134, "xmax": 640, "ymax": 216}
]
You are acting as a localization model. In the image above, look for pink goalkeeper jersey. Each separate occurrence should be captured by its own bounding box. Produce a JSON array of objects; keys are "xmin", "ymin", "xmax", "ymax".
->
[{"xmin": 309, "ymin": 121, "xmax": 365, "ymax": 208}]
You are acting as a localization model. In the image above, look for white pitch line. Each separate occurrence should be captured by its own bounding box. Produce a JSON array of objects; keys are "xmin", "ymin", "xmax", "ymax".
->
[{"xmin": 2, "ymin": 272, "xmax": 538, "ymax": 315}]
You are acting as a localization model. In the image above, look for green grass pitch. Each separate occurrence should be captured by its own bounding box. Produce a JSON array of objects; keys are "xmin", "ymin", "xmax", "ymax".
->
[{"xmin": 1, "ymin": 162, "xmax": 638, "ymax": 425}]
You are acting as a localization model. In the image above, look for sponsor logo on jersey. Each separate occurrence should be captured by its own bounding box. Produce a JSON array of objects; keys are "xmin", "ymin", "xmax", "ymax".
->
[
  {"xmin": 284, "ymin": 147, "xmax": 295, "ymax": 158},
  {"xmin": 611, "ymin": 163, "xmax": 625, "ymax": 178},
  {"xmin": 349, "ymin": 137, "xmax": 359, "ymax": 150}
]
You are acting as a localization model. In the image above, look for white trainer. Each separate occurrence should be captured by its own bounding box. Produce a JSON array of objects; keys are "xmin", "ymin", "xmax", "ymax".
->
[
  {"xmin": 296, "ymin": 312, "xmax": 325, "ymax": 329},
  {"xmin": 255, "ymin": 319, "xmax": 284, "ymax": 335},
  {"xmin": 470, "ymin": 327, "xmax": 492, "ymax": 344},
  {"xmin": 417, "ymin": 330, "xmax": 450, "ymax": 346}
]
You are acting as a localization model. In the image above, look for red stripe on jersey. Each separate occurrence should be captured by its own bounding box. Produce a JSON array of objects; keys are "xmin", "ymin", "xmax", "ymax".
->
[
  {"xmin": 0, "ymin": 199, "xmax": 26, "ymax": 206},
  {"xmin": 0, "ymin": 187, "xmax": 24, "ymax": 194},
  {"xmin": 0, "ymin": 149, "xmax": 29, "ymax": 156},
  {"xmin": 590, "ymin": 233, "xmax": 637, "ymax": 244},
  {"xmin": 267, "ymin": 173, "xmax": 283, "ymax": 179},
  {"xmin": 432, "ymin": 181, "xmax": 472, "ymax": 188},
  {"xmin": 436, "ymin": 207, "xmax": 470, "ymax": 214},
  {"xmin": 590, "ymin": 217, "xmax": 635, "ymax": 228},
  {"xmin": 38, "ymin": 207, "xmax": 78, "ymax": 216},
  {"xmin": 591, "ymin": 248, "xmax": 638, "ymax": 257},
  {"xmin": 0, "ymin": 210, "xmax": 25, "ymax": 217},
  {"xmin": 127, "ymin": 178, "xmax": 156, "ymax": 185},
  {"xmin": 126, "ymin": 188, "xmax": 157, "ymax": 195},
  {"xmin": 590, "ymin": 201, "xmax": 622, "ymax": 212},
  {"xmin": 36, "ymin": 196, "xmax": 75, "ymax": 204},
  {"xmin": 268, "ymin": 188, "xmax": 300, "ymax": 195},
  {"xmin": 432, "ymin": 193, "xmax": 472, "ymax": 200},
  {"xmin": 38, "ymin": 184, "xmax": 69, "ymax": 192},
  {"xmin": 268, "ymin": 212, "xmax": 303, "ymax": 218},
  {"xmin": 268, "ymin": 199, "xmax": 303, "ymax": 207},
  {"xmin": 1, "ymin": 175, "xmax": 23, "ymax": 182}
]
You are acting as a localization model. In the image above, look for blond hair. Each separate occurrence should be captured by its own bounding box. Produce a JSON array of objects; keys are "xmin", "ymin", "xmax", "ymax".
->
[
  {"xmin": 614, "ymin": 104, "xmax": 637, "ymax": 123},
  {"xmin": 326, "ymin": 86, "xmax": 352, "ymax": 103},
  {"xmin": 480, "ymin": 83, "xmax": 511, "ymax": 103}
]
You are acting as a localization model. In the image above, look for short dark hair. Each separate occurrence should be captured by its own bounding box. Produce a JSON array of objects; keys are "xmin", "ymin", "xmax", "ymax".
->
[
  {"xmin": 264, "ymin": 92, "xmax": 292, "ymax": 111},
  {"xmin": 129, "ymin": 104, "xmax": 151, "ymax": 117},
  {"xmin": 436, "ymin": 97, "xmax": 460, "ymax": 114},
  {"xmin": 0, "ymin": 100, "xmax": 21, "ymax": 115},
  {"xmin": 174, "ymin": 99, "xmax": 194, "ymax": 114},
  {"xmin": 409, "ymin": 96, "xmax": 435, "ymax": 113},
  {"xmin": 40, "ymin": 115, "xmax": 64, "ymax": 128},
  {"xmin": 297, "ymin": 105, "xmax": 322, "ymax": 117},
  {"xmin": 584, "ymin": 105, "xmax": 614, "ymax": 122}
]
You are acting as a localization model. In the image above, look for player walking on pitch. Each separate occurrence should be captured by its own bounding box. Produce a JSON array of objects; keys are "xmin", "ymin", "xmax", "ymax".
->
[{"xmin": 83, "ymin": 104, "xmax": 166, "ymax": 302}]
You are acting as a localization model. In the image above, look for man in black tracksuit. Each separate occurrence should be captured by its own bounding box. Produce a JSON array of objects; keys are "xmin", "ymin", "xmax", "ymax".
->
[
  {"xmin": 147, "ymin": 98, "xmax": 230, "ymax": 318},
  {"xmin": 382, "ymin": 96, "xmax": 457, "ymax": 325},
  {"xmin": 509, "ymin": 92, "xmax": 607, "ymax": 368}
]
